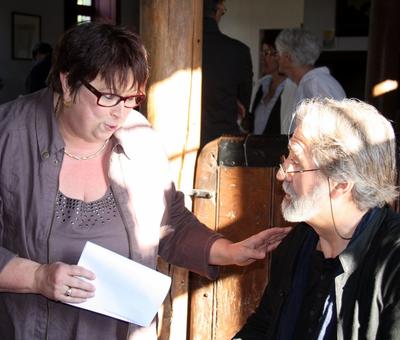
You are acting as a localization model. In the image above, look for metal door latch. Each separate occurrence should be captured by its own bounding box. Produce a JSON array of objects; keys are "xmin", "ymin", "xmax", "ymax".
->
[{"xmin": 189, "ymin": 189, "xmax": 214, "ymax": 199}]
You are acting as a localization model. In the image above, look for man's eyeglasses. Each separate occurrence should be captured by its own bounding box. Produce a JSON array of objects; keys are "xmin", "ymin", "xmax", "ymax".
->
[
  {"xmin": 81, "ymin": 80, "xmax": 146, "ymax": 108},
  {"xmin": 279, "ymin": 155, "xmax": 320, "ymax": 177}
]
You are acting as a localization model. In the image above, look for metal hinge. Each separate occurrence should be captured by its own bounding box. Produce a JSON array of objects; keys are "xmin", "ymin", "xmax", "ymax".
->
[{"xmin": 189, "ymin": 189, "xmax": 214, "ymax": 199}]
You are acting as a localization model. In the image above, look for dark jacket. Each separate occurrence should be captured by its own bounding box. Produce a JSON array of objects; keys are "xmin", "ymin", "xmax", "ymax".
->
[
  {"xmin": 201, "ymin": 17, "xmax": 253, "ymax": 146},
  {"xmin": 25, "ymin": 54, "xmax": 52, "ymax": 93},
  {"xmin": 234, "ymin": 206, "xmax": 400, "ymax": 340}
]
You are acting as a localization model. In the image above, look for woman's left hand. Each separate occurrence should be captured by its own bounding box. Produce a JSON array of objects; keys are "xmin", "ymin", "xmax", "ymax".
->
[
  {"xmin": 209, "ymin": 226, "xmax": 292, "ymax": 266},
  {"xmin": 34, "ymin": 261, "xmax": 96, "ymax": 303}
]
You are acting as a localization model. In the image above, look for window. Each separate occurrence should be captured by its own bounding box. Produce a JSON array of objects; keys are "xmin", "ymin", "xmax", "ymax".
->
[
  {"xmin": 65, "ymin": 0, "xmax": 119, "ymax": 29},
  {"xmin": 77, "ymin": 15, "xmax": 91, "ymax": 23},
  {"xmin": 77, "ymin": 0, "xmax": 92, "ymax": 5}
]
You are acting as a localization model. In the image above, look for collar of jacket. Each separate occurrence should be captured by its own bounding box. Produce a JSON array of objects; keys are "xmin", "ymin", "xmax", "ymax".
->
[
  {"xmin": 34, "ymin": 88, "xmax": 65, "ymax": 160},
  {"xmin": 112, "ymin": 109, "xmax": 155, "ymax": 160},
  {"xmin": 338, "ymin": 206, "xmax": 387, "ymax": 275}
]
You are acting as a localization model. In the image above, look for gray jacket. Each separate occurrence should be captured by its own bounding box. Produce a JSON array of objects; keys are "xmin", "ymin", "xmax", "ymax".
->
[{"xmin": 0, "ymin": 89, "xmax": 221, "ymax": 339}]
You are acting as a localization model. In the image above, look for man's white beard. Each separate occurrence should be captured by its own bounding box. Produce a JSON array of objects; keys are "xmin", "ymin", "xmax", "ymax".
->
[{"xmin": 281, "ymin": 179, "xmax": 326, "ymax": 222}]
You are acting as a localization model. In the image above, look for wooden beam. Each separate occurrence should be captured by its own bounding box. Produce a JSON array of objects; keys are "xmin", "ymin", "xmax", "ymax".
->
[
  {"xmin": 365, "ymin": 0, "xmax": 400, "ymax": 131},
  {"xmin": 140, "ymin": 1, "xmax": 203, "ymax": 339}
]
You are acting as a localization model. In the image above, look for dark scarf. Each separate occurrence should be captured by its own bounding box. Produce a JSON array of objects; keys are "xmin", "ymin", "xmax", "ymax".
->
[{"xmin": 276, "ymin": 208, "xmax": 378, "ymax": 340}]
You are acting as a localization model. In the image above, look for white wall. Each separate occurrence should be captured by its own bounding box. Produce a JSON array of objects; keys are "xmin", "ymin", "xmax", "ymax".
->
[
  {"xmin": 218, "ymin": 0, "xmax": 304, "ymax": 80},
  {"xmin": 217, "ymin": 0, "xmax": 368, "ymax": 82},
  {"xmin": 0, "ymin": 0, "xmax": 64, "ymax": 104}
]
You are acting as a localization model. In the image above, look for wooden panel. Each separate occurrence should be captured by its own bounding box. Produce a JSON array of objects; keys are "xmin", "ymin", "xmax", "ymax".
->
[
  {"xmin": 189, "ymin": 159, "xmax": 287, "ymax": 339},
  {"xmin": 189, "ymin": 139, "xmax": 218, "ymax": 340},
  {"xmin": 192, "ymin": 139, "xmax": 219, "ymax": 230},
  {"xmin": 214, "ymin": 166, "xmax": 273, "ymax": 339}
]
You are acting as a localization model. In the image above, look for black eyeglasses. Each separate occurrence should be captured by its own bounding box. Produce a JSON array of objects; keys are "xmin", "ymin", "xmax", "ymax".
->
[
  {"xmin": 81, "ymin": 80, "xmax": 146, "ymax": 108},
  {"xmin": 279, "ymin": 155, "xmax": 320, "ymax": 178},
  {"xmin": 260, "ymin": 49, "xmax": 277, "ymax": 57}
]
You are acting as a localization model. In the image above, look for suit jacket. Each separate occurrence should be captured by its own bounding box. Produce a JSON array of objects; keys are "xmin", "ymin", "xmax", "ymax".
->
[{"xmin": 201, "ymin": 17, "xmax": 253, "ymax": 146}]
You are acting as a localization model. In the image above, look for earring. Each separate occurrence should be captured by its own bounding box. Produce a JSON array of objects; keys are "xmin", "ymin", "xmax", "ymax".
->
[{"xmin": 63, "ymin": 99, "xmax": 72, "ymax": 108}]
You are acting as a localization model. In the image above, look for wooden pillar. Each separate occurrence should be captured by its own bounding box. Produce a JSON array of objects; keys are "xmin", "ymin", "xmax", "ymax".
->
[
  {"xmin": 365, "ymin": 0, "xmax": 400, "ymax": 132},
  {"xmin": 140, "ymin": 1, "xmax": 203, "ymax": 339}
]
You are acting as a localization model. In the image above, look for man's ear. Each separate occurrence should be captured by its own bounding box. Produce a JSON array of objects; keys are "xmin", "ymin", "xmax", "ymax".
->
[
  {"xmin": 285, "ymin": 52, "xmax": 294, "ymax": 64},
  {"xmin": 59, "ymin": 72, "xmax": 73, "ymax": 102},
  {"xmin": 330, "ymin": 181, "xmax": 353, "ymax": 199}
]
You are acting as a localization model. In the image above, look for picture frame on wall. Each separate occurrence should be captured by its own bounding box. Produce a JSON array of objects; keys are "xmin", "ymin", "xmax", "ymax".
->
[{"xmin": 12, "ymin": 12, "xmax": 41, "ymax": 60}]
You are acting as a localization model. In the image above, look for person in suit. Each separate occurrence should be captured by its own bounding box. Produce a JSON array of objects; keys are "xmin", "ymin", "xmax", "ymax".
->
[{"xmin": 201, "ymin": 0, "xmax": 253, "ymax": 147}]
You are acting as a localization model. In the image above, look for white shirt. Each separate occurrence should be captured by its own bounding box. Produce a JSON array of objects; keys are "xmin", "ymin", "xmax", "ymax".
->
[
  {"xmin": 251, "ymin": 75, "xmax": 287, "ymax": 134},
  {"xmin": 280, "ymin": 79, "xmax": 297, "ymax": 135},
  {"xmin": 296, "ymin": 66, "xmax": 345, "ymax": 103},
  {"xmin": 284, "ymin": 67, "xmax": 346, "ymax": 133}
]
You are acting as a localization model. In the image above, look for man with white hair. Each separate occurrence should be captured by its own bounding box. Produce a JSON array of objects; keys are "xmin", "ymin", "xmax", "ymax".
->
[
  {"xmin": 234, "ymin": 98, "xmax": 400, "ymax": 339},
  {"xmin": 276, "ymin": 28, "xmax": 345, "ymax": 132}
]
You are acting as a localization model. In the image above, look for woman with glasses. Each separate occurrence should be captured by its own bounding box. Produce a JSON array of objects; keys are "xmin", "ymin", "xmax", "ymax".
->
[
  {"xmin": 242, "ymin": 30, "xmax": 287, "ymax": 135},
  {"xmin": 0, "ymin": 22, "xmax": 290, "ymax": 340}
]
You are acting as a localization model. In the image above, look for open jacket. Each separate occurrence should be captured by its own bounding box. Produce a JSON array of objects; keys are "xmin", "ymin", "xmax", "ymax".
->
[
  {"xmin": 234, "ymin": 206, "xmax": 400, "ymax": 340},
  {"xmin": 0, "ymin": 89, "xmax": 221, "ymax": 340}
]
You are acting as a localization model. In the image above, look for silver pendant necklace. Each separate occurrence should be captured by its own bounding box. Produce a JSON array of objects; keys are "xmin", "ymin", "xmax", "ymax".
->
[{"xmin": 64, "ymin": 138, "xmax": 110, "ymax": 161}]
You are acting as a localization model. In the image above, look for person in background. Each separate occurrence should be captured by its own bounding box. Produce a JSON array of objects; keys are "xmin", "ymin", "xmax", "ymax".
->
[
  {"xmin": 25, "ymin": 42, "xmax": 53, "ymax": 93},
  {"xmin": 201, "ymin": 0, "xmax": 253, "ymax": 147},
  {"xmin": 242, "ymin": 30, "xmax": 287, "ymax": 135},
  {"xmin": 0, "ymin": 22, "xmax": 290, "ymax": 340},
  {"xmin": 234, "ymin": 98, "xmax": 400, "ymax": 339},
  {"xmin": 275, "ymin": 28, "xmax": 345, "ymax": 132}
]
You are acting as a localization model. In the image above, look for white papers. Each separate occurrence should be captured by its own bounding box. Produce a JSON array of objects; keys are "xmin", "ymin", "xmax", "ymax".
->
[{"xmin": 67, "ymin": 241, "xmax": 171, "ymax": 327}]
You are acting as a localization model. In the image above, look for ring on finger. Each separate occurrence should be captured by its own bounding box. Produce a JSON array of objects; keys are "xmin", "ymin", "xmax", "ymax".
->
[{"xmin": 65, "ymin": 286, "xmax": 73, "ymax": 297}]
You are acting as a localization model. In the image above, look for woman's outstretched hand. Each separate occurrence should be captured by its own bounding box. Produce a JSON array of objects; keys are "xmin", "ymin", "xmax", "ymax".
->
[{"xmin": 209, "ymin": 227, "xmax": 292, "ymax": 266}]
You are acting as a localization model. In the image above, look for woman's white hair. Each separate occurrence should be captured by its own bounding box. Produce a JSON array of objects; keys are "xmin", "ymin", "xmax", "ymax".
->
[
  {"xmin": 275, "ymin": 28, "xmax": 321, "ymax": 66},
  {"xmin": 295, "ymin": 98, "xmax": 398, "ymax": 210}
]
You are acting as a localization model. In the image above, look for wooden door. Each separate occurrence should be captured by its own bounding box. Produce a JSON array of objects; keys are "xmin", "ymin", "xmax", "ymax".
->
[{"xmin": 189, "ymin": 136, "xmax": 288, "ymax": 339}]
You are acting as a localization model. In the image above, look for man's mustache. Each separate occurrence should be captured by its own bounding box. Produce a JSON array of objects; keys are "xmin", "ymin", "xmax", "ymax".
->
[{"xmin": 282, "ymin": 181, "xmax": 295, "ymax": 197}]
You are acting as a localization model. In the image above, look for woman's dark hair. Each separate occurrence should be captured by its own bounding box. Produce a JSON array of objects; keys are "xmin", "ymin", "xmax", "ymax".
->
[
  {"xmin": 48, "ymin": 21, "xmax": 149, "ymax": 97},
  {"xmin": 261, "ymin": 29, "xmax": 281, "ymax": 49}
]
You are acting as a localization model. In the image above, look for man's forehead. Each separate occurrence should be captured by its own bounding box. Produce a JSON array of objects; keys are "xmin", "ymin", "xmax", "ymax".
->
[
  {"xmin": 288, "ymin": 141, "xmax": 303, "ymax": 154},
  {"xmin": 288, "ymin": 128, "xmax": 314, "ymax": 158}
]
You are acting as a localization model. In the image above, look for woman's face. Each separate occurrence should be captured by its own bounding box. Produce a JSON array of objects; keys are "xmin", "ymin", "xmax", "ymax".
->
[
  {"xmin": 261, "ymin": 43, "xmax": 279, "ymax": 75},
  {"xmin": 59, "ymin": 73, "xmax": 143, "ymax": 143}
]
